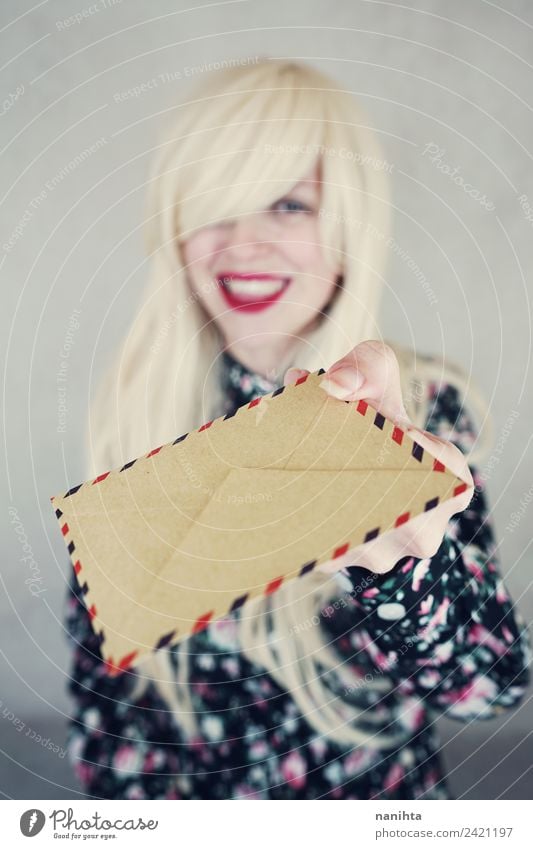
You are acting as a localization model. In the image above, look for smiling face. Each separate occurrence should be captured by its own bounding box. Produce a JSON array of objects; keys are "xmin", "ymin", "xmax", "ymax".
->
[{"xmin": 179, "ymin": 160, "xmax": 342, "ymax": 377}]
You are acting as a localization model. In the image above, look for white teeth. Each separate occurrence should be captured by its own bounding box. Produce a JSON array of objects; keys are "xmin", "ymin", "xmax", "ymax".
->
[{"xmin": 221, "ymin": 278, "xmax": 286, "ymax": 297}]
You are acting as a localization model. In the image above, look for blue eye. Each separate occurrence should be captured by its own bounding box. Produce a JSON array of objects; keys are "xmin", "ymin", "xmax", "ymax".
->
[{"xmin": 271, "ymin": 198, "xmax": 312, "ymax": 214}]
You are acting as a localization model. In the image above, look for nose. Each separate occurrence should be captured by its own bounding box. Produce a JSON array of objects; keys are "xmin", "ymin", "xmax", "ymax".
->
[{"xmin": 220, "ymin": 212, "xmax": 271, "ymax": 256}]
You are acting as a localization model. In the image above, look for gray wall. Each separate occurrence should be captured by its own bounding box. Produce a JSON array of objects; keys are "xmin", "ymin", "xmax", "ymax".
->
[{"xmin": 1, "ymin": 0, "xmax": 532, "ymax": 799}]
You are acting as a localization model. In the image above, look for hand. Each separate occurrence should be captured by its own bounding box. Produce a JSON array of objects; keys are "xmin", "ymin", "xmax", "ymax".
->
[{"xmin": 283, "ymin": 340, "xmax": 474, "ymax": 576}]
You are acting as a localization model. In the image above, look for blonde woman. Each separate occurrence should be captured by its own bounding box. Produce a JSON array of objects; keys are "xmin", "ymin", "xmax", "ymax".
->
[{"xmin": 64, "ymin": 59, "xmax": 530, "ymax": 800}]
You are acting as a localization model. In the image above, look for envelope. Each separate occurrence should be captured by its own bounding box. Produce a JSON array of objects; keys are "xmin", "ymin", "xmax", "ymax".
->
[{"xmin": 51, "ymin": 368, "xmax": 470, "ymax": 676}]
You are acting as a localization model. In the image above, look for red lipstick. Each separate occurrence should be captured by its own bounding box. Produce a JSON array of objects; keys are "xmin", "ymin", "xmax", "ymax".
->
[{"xmin": 216, "ymin": 272, "xmax": 291, "ymax": 313}]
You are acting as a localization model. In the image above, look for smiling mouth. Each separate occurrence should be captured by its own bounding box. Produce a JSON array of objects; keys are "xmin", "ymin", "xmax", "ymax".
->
[{"xmin": 216, "ymin": 273, "xmax": 291, "ymax": 312}]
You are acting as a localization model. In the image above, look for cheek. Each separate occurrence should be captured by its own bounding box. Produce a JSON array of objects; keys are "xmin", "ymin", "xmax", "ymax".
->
[
  {"xmin": 282, "ymin": 221, "xmax": 336, "ymax": 274},
  {"xmin": 180, "ymin": 234, "xmax": 224, "ymax": 317},
  {"xmin": 302, "ymin": 279, "xmax": 338, "ymax": 318},
  {"xmin": 284, "ymin": 242, "xmax": 338, "ymax": 310},
  {"xmin": 181, "ymin": 231, "xmax": 219, "ymax": 281}
]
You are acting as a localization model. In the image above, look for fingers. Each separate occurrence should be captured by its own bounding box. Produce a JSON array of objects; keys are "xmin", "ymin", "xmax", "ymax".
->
[
  {"xmin": 317, "ymin": 528, "xmax": 437, "ymax": 577},
  {"xmin": 320, "ymin": 340, "xmax": 474, "ymax": 486},
  {"xmin": 392, "ymin": 504, "xmax": 451, "ymax": 560},
  {"xmin": 319, "ymin": 340, "xmax": 411, "ymax": 428},
  {"xmin": 317, "ymin": 530, "xmax": 413, "ymax": 576},
  {"xmin": 284, "ymin": 343, "xmax": 474, "ymax": 579},
  {"xmin": 317, "ymin": 493, "xmax": 467, "ymax": 577},
  {"xmin": 404, "ymin": 425, "xmax": 474, "ymax": 486}
]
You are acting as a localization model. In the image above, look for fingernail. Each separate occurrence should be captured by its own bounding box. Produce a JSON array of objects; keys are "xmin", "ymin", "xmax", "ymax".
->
[
  {"xmin": 320, "ymin": 367, "xmax": 364, "ymax": 399},
  {"xmin": 326, "ymin": 366, "xmax": 364, "ymax": 391},
  {"xmin": 319, "ymin": 378, "xmax": 353, "ymax": 399}
]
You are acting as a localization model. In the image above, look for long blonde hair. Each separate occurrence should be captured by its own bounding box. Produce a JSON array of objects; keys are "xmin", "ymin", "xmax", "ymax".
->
[{"xmin": 85, "ymin": 58, "xmax": 492, "ymax": 750}]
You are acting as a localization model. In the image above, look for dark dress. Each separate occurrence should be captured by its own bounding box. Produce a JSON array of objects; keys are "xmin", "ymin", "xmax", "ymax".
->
[{"xmin": 63, "ymin": 351, "xmax": 531, "ymax": 799}]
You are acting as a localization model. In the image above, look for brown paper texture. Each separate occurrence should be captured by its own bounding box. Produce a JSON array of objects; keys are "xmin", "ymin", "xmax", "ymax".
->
[{"xmin": 51, "ymin": 370, "xmax": 471, "ymax": 675}]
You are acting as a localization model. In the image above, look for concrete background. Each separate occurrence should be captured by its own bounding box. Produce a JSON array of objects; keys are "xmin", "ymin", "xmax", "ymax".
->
[{"xmin": 1, "ymin": 0, "xmax": 532, "ymax": 799}]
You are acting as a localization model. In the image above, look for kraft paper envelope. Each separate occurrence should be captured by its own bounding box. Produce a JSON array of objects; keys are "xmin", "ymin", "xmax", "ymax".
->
[{"xmin": 51, "ymin": 368, "xmax": 471, "ymax": 676}]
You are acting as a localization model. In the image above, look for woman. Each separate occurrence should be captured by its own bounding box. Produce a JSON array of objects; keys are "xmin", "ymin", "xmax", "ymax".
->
[{"xmin": 64, "ymin": 58, "xmax": 530, "ymax": 800}]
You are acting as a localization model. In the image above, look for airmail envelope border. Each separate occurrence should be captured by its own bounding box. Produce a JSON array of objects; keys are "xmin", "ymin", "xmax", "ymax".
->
[{"xmin": 51, "ymin": 368, "xmax": 471, "ymax": 676}]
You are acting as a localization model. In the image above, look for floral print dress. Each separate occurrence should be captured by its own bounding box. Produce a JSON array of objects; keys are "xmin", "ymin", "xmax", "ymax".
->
[{"xmin": 64, "ymin": 351, "xmax": 531, "ymax": 799}]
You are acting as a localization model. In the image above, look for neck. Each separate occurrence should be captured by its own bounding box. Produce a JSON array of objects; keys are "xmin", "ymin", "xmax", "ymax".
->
[{"xmin": 223, "ymin": 339, "xmax": 297, "ymax": 381}]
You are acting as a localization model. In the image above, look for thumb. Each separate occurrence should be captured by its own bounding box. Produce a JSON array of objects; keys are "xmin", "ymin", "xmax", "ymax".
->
[{"xmin": 320, "ymin": 341, "xmax": 411, "ymax": 428}]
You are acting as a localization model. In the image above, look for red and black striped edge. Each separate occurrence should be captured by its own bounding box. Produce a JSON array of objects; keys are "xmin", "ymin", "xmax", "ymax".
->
[{"xmin": 51, "ymin": 368, "xmax": 469, "ymax": 676}]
